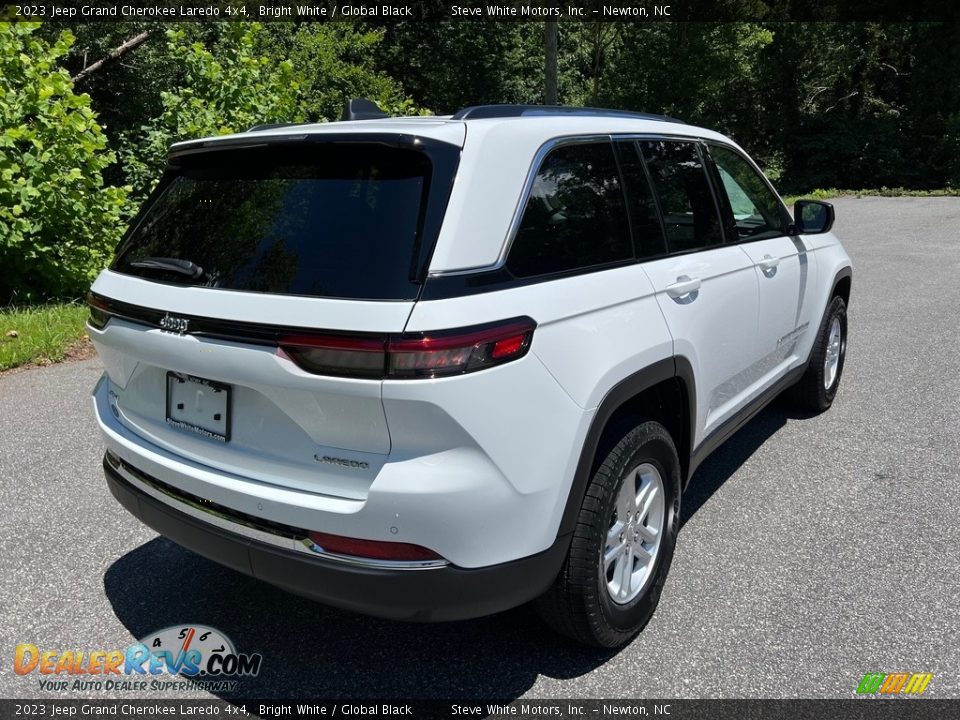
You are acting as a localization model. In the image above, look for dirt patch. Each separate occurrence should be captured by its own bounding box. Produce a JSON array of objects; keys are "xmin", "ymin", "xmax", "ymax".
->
[{"xmin": 62, "ymin": 334, "xmax": 98, "ymax": 363}]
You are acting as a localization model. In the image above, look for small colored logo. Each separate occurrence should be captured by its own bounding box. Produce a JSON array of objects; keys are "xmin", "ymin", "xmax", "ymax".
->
[
  {"xmin": 856, "ymin": 672, "xmax": 933, "ymax": 695},
  {"xmin": 14, "ymin": 625, "xmax": 261, "ymax": 692}
]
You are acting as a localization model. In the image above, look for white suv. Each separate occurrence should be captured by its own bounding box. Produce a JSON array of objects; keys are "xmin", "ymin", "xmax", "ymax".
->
[{"xmin": 88, "ymin": 103, "xmax": 851, "ymax": 648}]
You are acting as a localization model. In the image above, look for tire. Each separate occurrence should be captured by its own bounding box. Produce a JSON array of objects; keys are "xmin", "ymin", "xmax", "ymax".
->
[
  {"xmin": 535, "ymin": 420, "xmax": 681, "ymax": 648},
  {"xmin": 790, "ymin": 295, "xmax": 848, "ymax": 412}
]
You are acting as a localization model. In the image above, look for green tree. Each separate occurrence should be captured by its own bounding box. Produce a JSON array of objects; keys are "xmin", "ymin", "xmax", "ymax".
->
[
  {"xmin": 0, "ymin": 22, "xmax": 128, "ymax": 303},
  {"xmin": 375, "ymin": 22, "xmax": 545, "ymax": 112},
  {"xmin": 122, "ymin": 23, "xmax": 300, "ymax": 200},
  {"xmin": 39, "ymin": 22, "xmax": 194, "ymax": 187},
  {"xmin": 907, "ymin": 23, "xmax": 960, "ymax": 187},
  {"xmin": 760, "ymin": 22, "xmax": 960, "ymax": 192},
  {"xmin": 595, "ymin": 24, "xmax": 773, "ymax": 137},
  {"xmin": 256, "ymin": 24, "xmax": 418, "ymax": 120}
]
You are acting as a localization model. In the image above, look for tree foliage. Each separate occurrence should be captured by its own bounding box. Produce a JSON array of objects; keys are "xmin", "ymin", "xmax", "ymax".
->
[
  {"xmin": 3, "ymin": 17, "xmax": 960, "ymax": 303},
  {"xmin": 0, "ymin": 22, "xmax": 127, "ymax": 303},
  {"xmin": 122, "ymin": 23, "xmax": 300, "ymax": 200},
  {"xmin": 758, "ymin": 22, "xmax": 960, "ymax": 191},
  {"xmin": 375, "ymin": 23, "xmax": 545, "ymax": 112},
  {"xmin": 256, "ymin": 24, "xmax": 418, "ymax": 121}
]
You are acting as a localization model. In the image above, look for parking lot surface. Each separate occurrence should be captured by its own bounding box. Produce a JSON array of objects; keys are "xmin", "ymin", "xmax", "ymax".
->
[{"xmin": 1, "ymin": 198, "xmax": 958, "ymax": 700}]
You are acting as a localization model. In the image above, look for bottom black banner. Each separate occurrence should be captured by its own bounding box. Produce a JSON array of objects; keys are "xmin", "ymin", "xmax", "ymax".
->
[{"xmin": 1, "ymin": 699, "xmax": 957, "ymax": 720}]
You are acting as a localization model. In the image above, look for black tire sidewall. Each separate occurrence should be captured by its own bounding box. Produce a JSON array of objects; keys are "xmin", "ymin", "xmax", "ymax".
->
[{"xmin": 817, "ymin": 296, "xmax": 848, "ymax": 404}]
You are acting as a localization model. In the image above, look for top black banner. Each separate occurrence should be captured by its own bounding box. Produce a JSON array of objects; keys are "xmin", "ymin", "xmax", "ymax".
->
[{"xmin": 3, "ymin": 0, "xmax": 960, "ymax": 23}]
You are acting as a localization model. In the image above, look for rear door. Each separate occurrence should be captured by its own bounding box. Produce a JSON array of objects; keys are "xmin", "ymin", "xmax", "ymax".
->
[
  {"xmin": 89, "ymin": 138, "xmax": 458, "ymax": 499},
  {"xmin": 627, "ymin": 139, "xmax": 759, "ymax": 446},
  {"xmin": 706, "ymin": 143, "xmax": 818, "ymax": 380}
]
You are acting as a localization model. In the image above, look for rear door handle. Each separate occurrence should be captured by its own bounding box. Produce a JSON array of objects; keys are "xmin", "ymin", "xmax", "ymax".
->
[
  {"xmin": 758, "ymin": 254, "xmax": 781, "ymax": 271},
  {"xmin": 665, "ymin": 275, "xmax": 702, "ymax": 299}
]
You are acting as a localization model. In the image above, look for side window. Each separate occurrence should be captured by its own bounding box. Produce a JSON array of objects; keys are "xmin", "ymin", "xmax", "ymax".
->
[
  {"xmin": 639, "ymin": 140, "xmax": 723, "ymax": 254},
  {"xmin": 507, "ymin": 142, "xmax": 632, "ymax": 278},
  {"xmin": 709, "ymin": 144, "xmax": 786, "ymax": 241},
  {"xmin": 616, "ymin": 142, "xmax": 668, "ymax": 260}
]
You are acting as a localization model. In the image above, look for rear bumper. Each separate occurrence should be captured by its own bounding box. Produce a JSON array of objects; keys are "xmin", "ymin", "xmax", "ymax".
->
[
  {"xmin": 92, "ymin": 369, "xmax": 584, "ymax": 570},
  {"xmin": 104, "ymin": 453, "xmax": 568, "ymax": 622}
]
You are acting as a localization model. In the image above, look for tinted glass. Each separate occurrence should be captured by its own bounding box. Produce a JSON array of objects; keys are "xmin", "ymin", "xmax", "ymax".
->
[
  {"xmin": 639, "ymin": 140, "xmax": 723, "ymax": 253},
  {"xmin": 616, "ymin": 142, "xmax": 668, "ymax": 259},
  {"xmin": 507, "ymin": 142, "xmax": 632, "ymax": 278},
  {"xmin": 113, "ymin": 144, "xmax": 439, "ymax": 300},
  {"xmin": 710, "ymin": 144, "xmax": 785, "ymax": 241}
]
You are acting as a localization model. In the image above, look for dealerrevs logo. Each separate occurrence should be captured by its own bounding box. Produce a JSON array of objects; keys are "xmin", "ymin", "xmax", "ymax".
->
[{"xmin": 14, "ymin": 625, "xmax": 262, "ymax": 693}]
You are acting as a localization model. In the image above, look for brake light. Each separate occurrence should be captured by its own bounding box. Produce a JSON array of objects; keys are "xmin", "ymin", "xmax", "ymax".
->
[
  {"xmin": 491, "ymin": 334, "xmax": 526, "ymax": 359},
  {"xmin": 307, "ymin": 531, "xmax": 443, "ymax": 563},
  {"xmin": 278, "ymin": 317, "xmax": 536, "ymax": 379}
]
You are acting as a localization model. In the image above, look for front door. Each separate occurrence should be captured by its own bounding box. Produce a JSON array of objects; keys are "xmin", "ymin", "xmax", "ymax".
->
[
  {"xmin": 626, "ymin": 139, "xmax": 760, "ymax": 447},
  {"xmin": 707, "ymin": 144, "xmax": 818, "ymax": 384}
]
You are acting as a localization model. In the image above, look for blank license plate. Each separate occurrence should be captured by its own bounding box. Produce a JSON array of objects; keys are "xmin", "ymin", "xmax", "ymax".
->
[{"xmin": 166, "ymin": 372, "xmax": 231, "ymax": 442}]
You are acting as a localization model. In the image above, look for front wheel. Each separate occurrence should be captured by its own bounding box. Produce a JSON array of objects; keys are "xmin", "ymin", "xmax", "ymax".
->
[
  {"xmin": 535, "ymin": 420, "xmax": 681, "ymax": 648},
  {"xmin": 790, "ymin": 295, "xmax": 848, "ymax": 412}
]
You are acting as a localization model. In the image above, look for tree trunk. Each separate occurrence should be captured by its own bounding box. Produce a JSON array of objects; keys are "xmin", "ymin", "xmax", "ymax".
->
[{"xmin": 72, "ymin": 31, "xmax": 153, "ymax": 84}]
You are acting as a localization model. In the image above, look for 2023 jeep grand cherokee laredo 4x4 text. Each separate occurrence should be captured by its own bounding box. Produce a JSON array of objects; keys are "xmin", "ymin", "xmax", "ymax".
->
[{"xmin": 88, "ymin": 103, "xmax": 851, "ymax": 648}]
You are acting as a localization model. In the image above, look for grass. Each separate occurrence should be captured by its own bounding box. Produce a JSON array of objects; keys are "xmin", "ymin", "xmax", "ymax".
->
[
  {"xmin": 783, "ymin": 187, "xmax": 960, "ymax": 206},
  {"xmin": 0, "ymin": 302, "xmax": 91, "ymax": 372}
]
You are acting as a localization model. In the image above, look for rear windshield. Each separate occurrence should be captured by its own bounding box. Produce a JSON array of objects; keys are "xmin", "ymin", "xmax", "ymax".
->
[{"xmin": 112, "ymin": 141, "xmax": 457, "ymax": 300}]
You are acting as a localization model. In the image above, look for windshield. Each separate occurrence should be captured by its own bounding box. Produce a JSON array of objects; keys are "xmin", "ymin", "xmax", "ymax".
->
[{"xmin": 112, "ymin": 141, "xmax": 456, "ymax": 300}]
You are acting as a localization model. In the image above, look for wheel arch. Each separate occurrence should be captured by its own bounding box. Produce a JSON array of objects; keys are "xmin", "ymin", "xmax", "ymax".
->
[
  {"xmin": 831, "ymin": 265, "xmax": 852, "ymax": 306},
  {"xmin": 557, "ymin": 357, "xmax": 696, "ymax": 538}
]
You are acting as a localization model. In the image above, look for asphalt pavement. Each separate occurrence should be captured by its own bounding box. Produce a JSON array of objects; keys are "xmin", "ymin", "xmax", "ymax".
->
[{"xmin": 1, "ymin": 198, "xmax": 959, "ymax": 701}]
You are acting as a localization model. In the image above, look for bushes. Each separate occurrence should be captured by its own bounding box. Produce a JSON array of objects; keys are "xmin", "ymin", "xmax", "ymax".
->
[
  {"xmin": 122, "ymin": 24, "xmax": 301, "ymax": 201},
  {"xmin": 0, "ymin": 22, "xmax": 308, "ymax": 301},
  {"xmin": 0, "ymin": 21, "xmax": 419, "ymax": 304},
  {"xmin": 0, "ymin": 22, "xmax": 128, "ymax": 303}
]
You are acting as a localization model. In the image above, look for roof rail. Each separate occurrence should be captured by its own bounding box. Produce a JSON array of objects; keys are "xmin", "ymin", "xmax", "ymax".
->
[
  {"xmin": 247, "ymin": 122, "xmax": 311, "ymax": 133},
  {"xmin": 451, "ymin": 104, "xmax": 684, "ymax": 123}
]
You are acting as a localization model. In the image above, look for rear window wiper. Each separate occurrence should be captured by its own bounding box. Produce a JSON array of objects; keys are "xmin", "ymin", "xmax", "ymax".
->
[{"xmin": 128, "ymin": 257, "xmax": 205, "ymax": 280}]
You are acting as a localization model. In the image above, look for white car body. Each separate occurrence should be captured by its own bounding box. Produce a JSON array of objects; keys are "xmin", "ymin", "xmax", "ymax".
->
[{"xmin": 89, "ymin": 106, "xmax": 852, "ymax": 622}]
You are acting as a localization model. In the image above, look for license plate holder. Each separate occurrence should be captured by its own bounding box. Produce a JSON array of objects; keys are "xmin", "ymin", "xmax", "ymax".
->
[{"xmin": 165, "ymin": 372, "xmax": 232, "ymax": 442}]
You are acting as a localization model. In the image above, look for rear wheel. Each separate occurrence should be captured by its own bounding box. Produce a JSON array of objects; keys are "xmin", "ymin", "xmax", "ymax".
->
[
  {"xmin": 535, "ymin": 420, "xmax": 681, "ymax": 648},
  {"xmin": 790, "ymin": 295, "xmax": 848, "ymax": 411}
]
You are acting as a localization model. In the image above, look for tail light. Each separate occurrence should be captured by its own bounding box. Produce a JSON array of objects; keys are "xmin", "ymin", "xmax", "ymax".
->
[
  {"xmin": 277, "ymin": 334, "xmax": 386, "ymax": 379},
  {"xmin": 86, "ymin": 292, "xmax": 113, "ymax": 330},
  {"xmin": 279, "ymin": 316, "xmax": 536, "ymax": 379}
]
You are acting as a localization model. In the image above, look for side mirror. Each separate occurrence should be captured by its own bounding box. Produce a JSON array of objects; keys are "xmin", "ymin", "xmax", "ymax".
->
[{"xmin": 793, "ymin": 200, "xmax": 835, "ymax": 234}]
